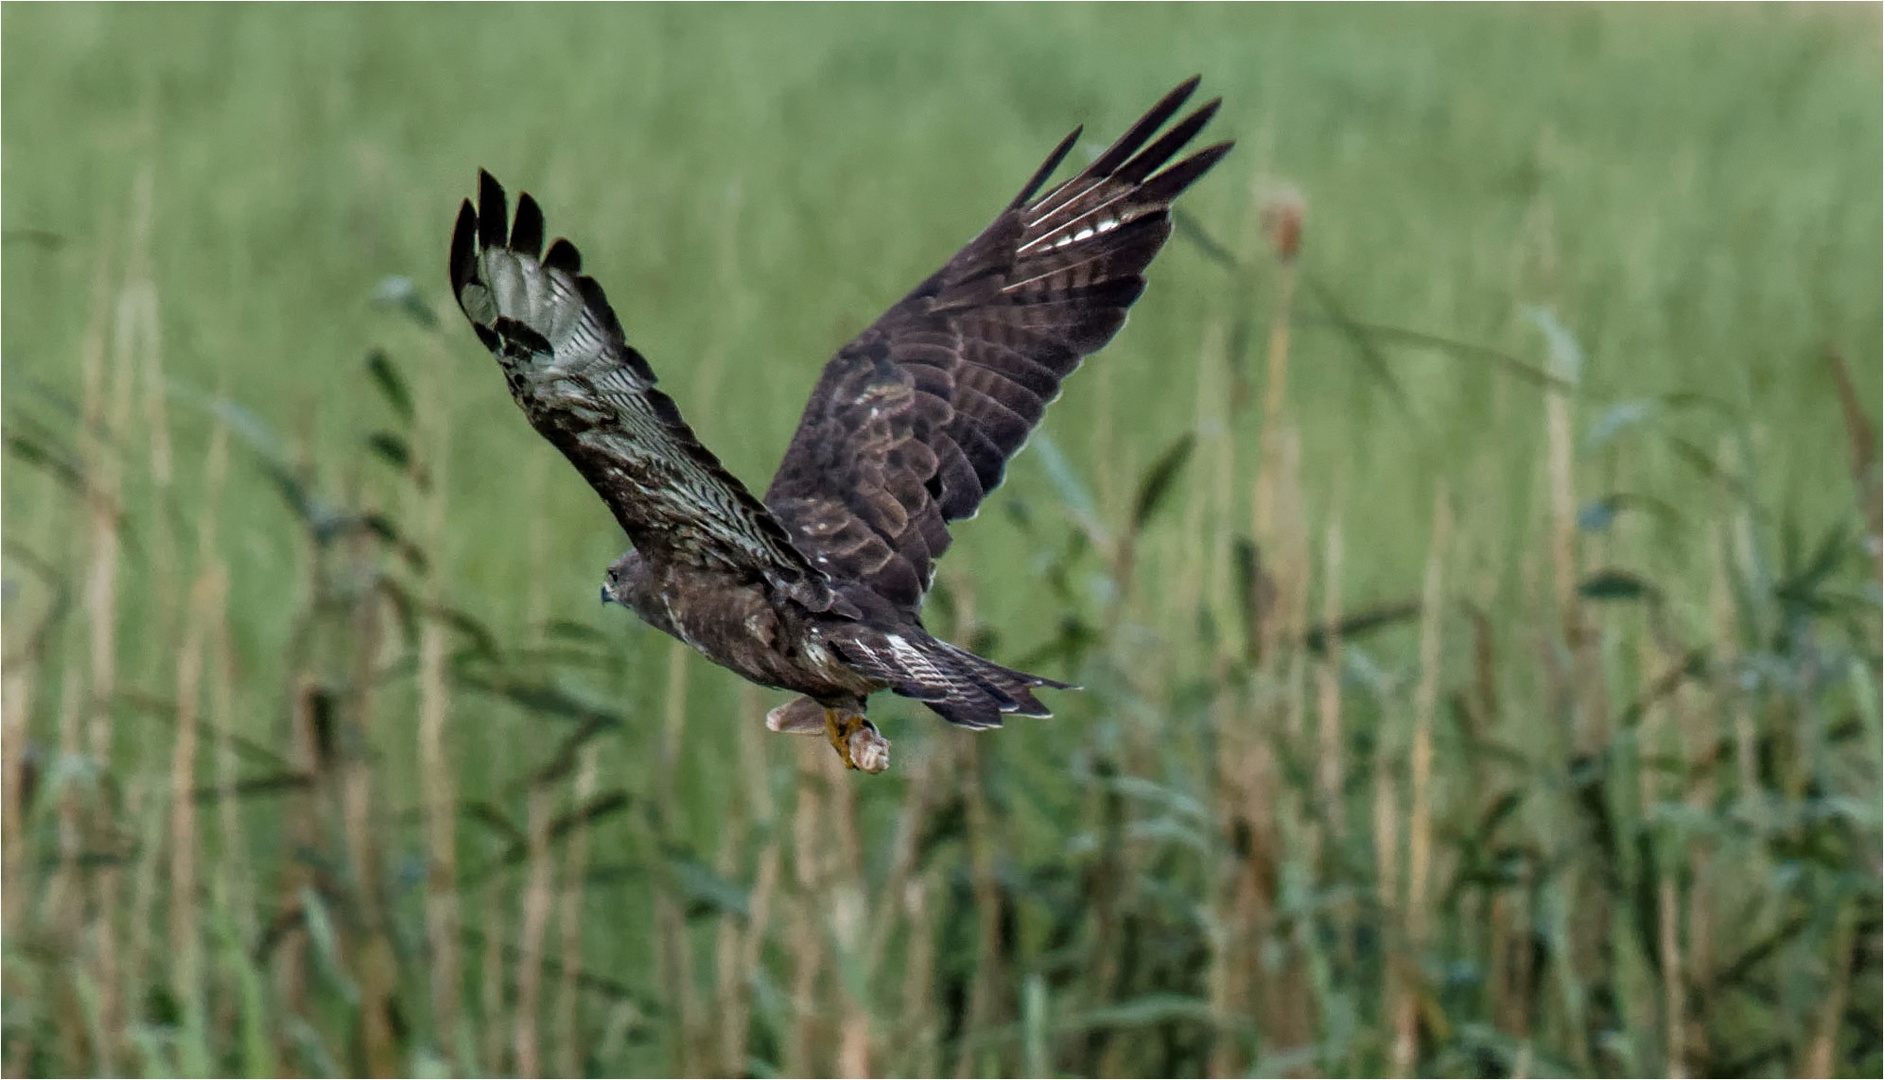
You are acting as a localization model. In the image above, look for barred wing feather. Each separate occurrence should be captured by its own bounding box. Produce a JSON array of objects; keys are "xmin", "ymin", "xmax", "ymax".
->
[
  {"xmin": 450, "ymin": 172, "xmax": 846, "ymax": 616},
  {"xmin": 765, "ymin": 77, "xmax": 1232, "ymax": 616}
]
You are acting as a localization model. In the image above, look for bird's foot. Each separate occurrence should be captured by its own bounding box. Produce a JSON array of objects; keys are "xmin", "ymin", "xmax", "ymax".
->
[{"xmin": 823, "ymin": 708, "xmax": 890, "ymax": 774}]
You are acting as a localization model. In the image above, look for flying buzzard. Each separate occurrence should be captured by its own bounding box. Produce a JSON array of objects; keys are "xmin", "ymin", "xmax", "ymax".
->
[{"xmin": 450, "ymin": 78, "xmax": 1231, "ymax": 772}]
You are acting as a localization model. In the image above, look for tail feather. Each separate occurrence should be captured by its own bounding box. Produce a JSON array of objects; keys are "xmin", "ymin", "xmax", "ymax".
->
[{"xmin": 832, "ymin": 625, "xmax": 1073, "ymax": 730}]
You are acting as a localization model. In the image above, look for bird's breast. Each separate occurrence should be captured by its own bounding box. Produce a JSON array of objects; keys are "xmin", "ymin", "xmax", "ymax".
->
[{"xmin": 630, "ymin": 562, "xmax": 859, "ymax": 697}]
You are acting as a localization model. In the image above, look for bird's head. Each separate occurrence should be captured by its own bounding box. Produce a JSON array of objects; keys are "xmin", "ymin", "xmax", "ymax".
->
[
  {"xmin": 602, "ymin": 549, "xmax": 679, "ymax": 637},
  {"xmin": 600, "ymin": 549, "xmax": 640, "ymax": 607}
]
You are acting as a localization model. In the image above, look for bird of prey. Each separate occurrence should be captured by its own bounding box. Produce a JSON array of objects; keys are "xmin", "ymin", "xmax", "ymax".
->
[{"xmin": 450, "ymin": 78, "xmax": 1231, "ymax": 773}]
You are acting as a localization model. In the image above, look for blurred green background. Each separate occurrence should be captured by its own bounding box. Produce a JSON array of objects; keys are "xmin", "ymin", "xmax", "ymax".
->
[{"xmin": 4, "ymin": 5, "xmax": 1879, "ymax": 1077}]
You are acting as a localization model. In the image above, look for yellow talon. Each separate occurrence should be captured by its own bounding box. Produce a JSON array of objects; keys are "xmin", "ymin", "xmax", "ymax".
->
[
  {"xmin": 822, "ymin": 708, "xmax": 890, "ymax": 773},
  {"xmin": 822, "ymin": 707, "xmax": 855, "ymax": 768}
]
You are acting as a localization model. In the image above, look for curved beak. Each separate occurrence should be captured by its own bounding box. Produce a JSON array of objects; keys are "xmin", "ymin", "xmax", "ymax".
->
[{"xmin": 599, "ymin": 583, "xmax": 612, "ymax": 606}]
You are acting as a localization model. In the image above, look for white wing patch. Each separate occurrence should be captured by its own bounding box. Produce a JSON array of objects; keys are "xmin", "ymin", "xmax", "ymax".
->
[{"xmin": 1051, "ymin": 216, "xmax": 1122, "ymax": 249}]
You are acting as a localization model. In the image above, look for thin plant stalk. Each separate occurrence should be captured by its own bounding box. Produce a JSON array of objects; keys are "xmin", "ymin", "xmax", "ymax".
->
[
  {"xmin": 785, "ymin": 742, "xmax": 827, "ymax": 1077},
  {"xmin": 513, "ymin": 776, "xmax": 554, "ymax": 1077},
  {"xmin": 554, "ymin": 741, "xmax": 599, "ymax": 1078},
  {"xmin": 1316, "ymin": 512, "xmax": 1346, "ymax": 842},
  {"xmin": 1393, "ymin": 485, "xmax": 1450, "ymax": 1076},
  {"xmin": 416, "ymin": 412, "xmax": 462, "ymax": 1056}
]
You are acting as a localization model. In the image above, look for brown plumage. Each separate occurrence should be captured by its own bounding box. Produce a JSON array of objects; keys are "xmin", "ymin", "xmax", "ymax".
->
[{"xmin": 450, "ymin": 78, "xmax": 1231, "ymax": 771}]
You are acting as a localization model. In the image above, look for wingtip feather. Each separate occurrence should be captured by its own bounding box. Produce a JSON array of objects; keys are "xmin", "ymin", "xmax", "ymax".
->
[
  {"xmin": 1010, "ymin": 125, "xmax": 1084, "ymax": 209},
  {"xmin": 1139, "ymin": 140, "xmax": 1235, "ymax": 204},
  {"xmin": 511, "ymin": 192, "xmax": 545, "ymax": 257},
  {"xmin": 1084, "ymin": 76, "xmax": 1203, "ymax": 179},
  {"xmin": 544, "ymin": 237, "xmax": 582, "ymax": 274},
  {"xmin": 449, "ymin": 199, "xmax": 479, "ymax": 301},
  {"xmin": 477, "ymin": 171, "xmax": 508, "ymax": 249},
  {"xmin": 1116, "ymin": 97, "xmax": 1223, "ymax": 186}
]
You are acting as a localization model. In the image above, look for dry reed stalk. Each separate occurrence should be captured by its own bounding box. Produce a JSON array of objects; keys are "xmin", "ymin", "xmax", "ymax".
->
[
  {"xmin": 863, "ymin": 738, "xmax": 956, "ymax": 1072},
  {"xmin": 123, "ymin": 280, "xmax": 180, "ymax": 1017},
  {"xmin": 48, "ymin": 664, "xmax": 86, "ymax": 1068},
  {"xmin": 196, "ymin": 410, "xmax": 255, "ymax": 951},
  {"xmin": 167, "ymin": 565, "xmax": 213, "ymax": 1023},
  {"xmin": 1477, "ymin": 560, "xmax": 1528, "ymax": 1045},
  {"xmin": 1636, "ymin": 635, "xmax": 1687, "ymax": 1077},
  {"xmin": 1230, "ymin": 736, "xmax": 1281, "ymax": 1077},
  {"xmin": 1315, "ymin": 513, "xmax": 1346, "ymax": 841},
  {"xmin": 1657, "ymin": 835, "xmax": 1687, "ymax": 1072},
  {"xmin": 129, "ymin": 174, "xmax": 181, "ymax": 646},
  {"xmin": 826, "ymin": 757, "xmax": 874, "ymax": 1079},
  {"xmin": 275, "ymin": 420, "xmax": 334, "ymax": 1031},
  {"xmin": 478, "ymin": 869, "xmax": 508, "ymax": 1071},
  {"xmin": 124, "ymin": 767, "xmax": 166, "ymax": 1020},
  {"xmin": 158, "ymin": 337, "xmax": 231, "ymax": 1039},
  {"xmin": 719, "ymin": 684, "xmax": 781, "ymax": 1076},
  {"xmin": 1541, "ymin": 358, "xmax": 1578, "ymax": 625},
  {"xmin": 1823, "ymin": 346, "xmax": 1881, "ymax": 578},
  {"xmin": 554, "ymin": 739, "xmax": 600, "ymax": 1078},
  {"xmin": 1207, "ymin": 664, "xmax": 1280, "ymax": 1079},
  {"xmin": 45, "ymin": 666, "xmax": 82, "ymax": 928},
  {"xmin": 1371, "ymin": 689, "xmax": 1401, "ymax": 1051},
  {"xmin": 1543, "ymin": 349, "xmax": 1609, "ymax": 1067},
  {"xmin": 48, "ymin": 247, "xmax": 115, "ymax": 959},
  {"xmin": 1209, "ymin": 602, "xmax": 1265, "ymax": 1075},
  {"xmin": 506, "ymin": 459, "xmax": 553, "ymax": 1075},
  {"xmin": 1220, "ymin": 400, "xmax": 1295, "ymax": 1080},
  {"xmin": 863, "ymin": 739, "xmax": 943, "ymax": 978},
  {"xmin": 898, "ymin": 871, "xmax": 941, "ymax": 1077},
  {"xmin": 276, "ymin": 675, "xmax": 324, "ymax": 1026},
  {"xmin": 514, "ymin": 777, "xmax": 555, "ymax": 1077},
  {"xmin": 415, "ymin": 406, "xmax": 462, "ymax": 1055},
  {"xmin": 1392, "ymin": 486, "xmax": 1451, "ymax": 1077},
  {"xmin": 514, "ymin": 533, "xmax": 563, "ymax": 1078},
  {"xmin": 1251, "ymin": 188, "xmax": 1305, "ymax": 547},
  {"xmin": 736, "ymin": 844, "xmax": 784, "ymax": 1071},
  {"xmin": 784, "ymin": 743, "xmax": 828, "ymax": 1077},
  {"xmin": 1275, "ymin": 426, "xmax": 1312, "ymax": 742},
  {"xmin": 1315, "ymin": 508, "xmax": 1357, "ymax": 1041},
  {"xmin": 1, "ymin": 652, "xmax": 29, "ymax": 936},
  {"xmin": 78, "ymin": 217, "xmax": 133, "ymax": 1071},
  {"xmin": 1710, "ymin": 443, "xmax": 1760, "ymax": 812},
  {"xmin": 652, "ymin": 638, "xmax": 702, "ymax": 1074},
  {"xmin": 99, "ymin": 325, "xmax": 147, "ymax": 1057},
  {"xmin": 1673, "ymin": 679, "xmax": 1714, "ymax": 1017},
  {"xmin": 341, "ymin": 520, "xmax": 399, "ymax": 1077},
  {"xmin": 1544, "ymin": 364, "xmax": 1604, "ymax": 748},
  {"xmin": 712, "ymin": 704, "xmax": 753, "ymax": 1075},
  {"xmin": 1203, "ymin": 331, "xmax": 1244, "ymax": 724},
  {"xmin": 0, "ymin": 480, "xmax": 61, "ymax": 1075},
  {"xmin": 1264, "ymin": 427, "xmax": 1320, "ymax": 1070},
  {"xmin": 954, "ymin": 734, "xmax": 1006, "ymax": 1078},
  {"xmin": 111, "ymin": 173, "xmax": 174, "ymax": 1054},
  {"xmin": 0, "ymin": 492, "xmax": 53, "ymax": 938}
]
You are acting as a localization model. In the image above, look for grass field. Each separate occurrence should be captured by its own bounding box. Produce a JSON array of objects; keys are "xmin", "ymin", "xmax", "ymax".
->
[{"xmin": 3, "ymin": 4, "xmax": 1880, "ymax": 1077}]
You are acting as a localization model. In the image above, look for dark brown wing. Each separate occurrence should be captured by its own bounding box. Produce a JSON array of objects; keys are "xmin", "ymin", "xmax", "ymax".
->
[
  {"xmin": 451, "ymin": 172, "xmax": 847, "ymax": 615},
  {"xmin": 764, "ymin": 78, "xmax": 1232, "ymax": 615}
]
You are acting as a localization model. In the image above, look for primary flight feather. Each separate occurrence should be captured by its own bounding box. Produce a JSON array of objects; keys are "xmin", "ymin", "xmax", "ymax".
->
[{"xmin": 451, "ymin": 78, "xmax": 1232, "ymax": 772}]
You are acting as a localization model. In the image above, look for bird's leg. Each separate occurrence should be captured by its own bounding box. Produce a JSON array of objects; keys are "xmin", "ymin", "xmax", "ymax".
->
[{"xmin": 822, "ymin": 707, "xmax": 890, "ymax": 774}]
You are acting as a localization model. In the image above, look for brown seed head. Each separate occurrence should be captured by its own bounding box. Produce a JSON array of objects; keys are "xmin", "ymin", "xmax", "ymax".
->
[{"xmin": 1260, "ymin": 187, "xmax": 1307, "ymax": 264}]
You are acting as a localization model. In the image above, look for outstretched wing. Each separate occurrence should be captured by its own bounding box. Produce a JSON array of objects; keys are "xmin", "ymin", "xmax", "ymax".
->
[
  {"xmin": 764, "ymin": 78, "xmax": 1232, "ymax": 615},
  {"xmin": 451, "ymin": 172, "xmax": 846, "ymax": 615}
]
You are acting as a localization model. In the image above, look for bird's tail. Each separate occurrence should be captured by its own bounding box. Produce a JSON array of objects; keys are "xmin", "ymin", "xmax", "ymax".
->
[{"xmin": 832, "ymin": 625, "xmax": 1074, "ymax": 731}]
